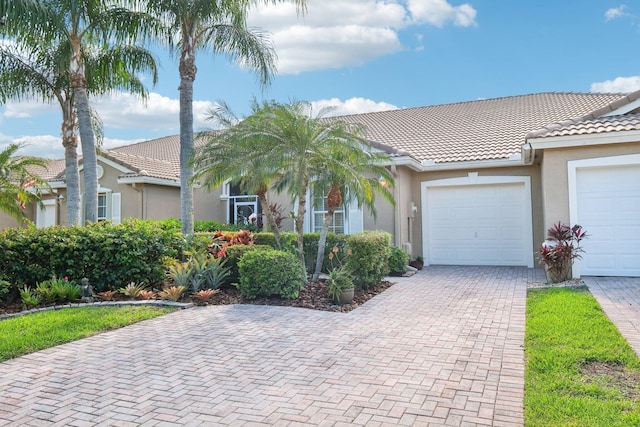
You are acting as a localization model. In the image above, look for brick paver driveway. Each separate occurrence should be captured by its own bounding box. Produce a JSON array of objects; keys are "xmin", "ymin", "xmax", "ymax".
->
[
  {"xmin": 0, "ymin": 266, "xmax": 536, "ymax": 426},
  {"xmin": 584, "ymin": 276, "xmax": 640, "ymax": 357}
]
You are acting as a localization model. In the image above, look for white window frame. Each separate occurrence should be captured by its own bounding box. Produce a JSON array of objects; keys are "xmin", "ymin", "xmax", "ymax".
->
[{"xmin": 311, "ymin": 189, "xmax": 347, "ymax": 234}]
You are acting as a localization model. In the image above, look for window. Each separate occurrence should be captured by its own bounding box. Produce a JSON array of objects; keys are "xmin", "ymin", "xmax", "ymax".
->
[
  {"xmin": 226, "ymin": 182, "xmax": 260, "ymax": 226},
  {"xmin": 97, "ymin": 193, "xmax": 108, "ymax": 222},
  {"xmin": 312, "ymin": 190, "xmax": 345, "ymax": 234}
]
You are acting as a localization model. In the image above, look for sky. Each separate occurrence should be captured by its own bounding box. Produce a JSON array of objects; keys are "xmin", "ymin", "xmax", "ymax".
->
[{"xmin": 2, "ymin": 0, "xmax": 640, "ymax": 159}]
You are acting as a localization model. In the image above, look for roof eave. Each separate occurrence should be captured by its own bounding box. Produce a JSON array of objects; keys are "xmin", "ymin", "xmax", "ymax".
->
[
  {"xmin": 416, "ymin": 155, "xmax": 525, "ymax": 172},
  {"xmin": 528, "ymin": 129, "xmax": 640, "ymax": 150},
  {"xmin": 117, "ymin": 176, "xmax": 181, "ymax": 187}
]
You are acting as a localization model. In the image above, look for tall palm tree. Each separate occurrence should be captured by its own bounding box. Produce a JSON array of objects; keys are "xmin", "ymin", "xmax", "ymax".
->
[
  {"xmin": 144, "ymin": 0, "xmax": 306, "ymax": 237},
  {"xmin": 0, "ymin": 40, "xmax": 157, "ymax": 225},
  {"xmin": 2, "ymin": 0, "xmax": 158, "ymax": 224},
  {"xmin": 0, "ymin": 143, "xmax": 50, "ymax": 223}
]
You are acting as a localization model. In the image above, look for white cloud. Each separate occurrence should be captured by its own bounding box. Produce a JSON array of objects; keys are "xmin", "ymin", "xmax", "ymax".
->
[
  {"xmin": 2, "ymin": 134, "xmax": 63, "ymax": 159},
  {"xmin": 310, "ymin": 97, "xmax": 399, "ymax": 116},
  {"xmin": 274, "ymin": 25, "xmax": 402, "ymax": 74},
  {"xmin": 3, "ymin": 100, "xmax": 58, "ymax": 118},
  {"xmin": 605, "ymin": 5, "xmax": 628, "ymax": 21},
  {"xmin": 591, "ymin": 76, "xmax": 640, "ymax": 93},
  {"xmin": 93, "ymin": 92, "xmax": 218, "ymax": 132},
  {"xmin": 407, "ymin": 0, "xmax": 477, "ymax": 27},
  {"xmin": 249, "ymin": 0, "xmax": 477, "ymax": 74}
]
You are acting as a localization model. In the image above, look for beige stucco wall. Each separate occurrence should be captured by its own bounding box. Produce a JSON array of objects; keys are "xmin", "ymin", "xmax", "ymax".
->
[
  {"xmin": 539, "ymin": 141, "xmax": 640, "ymax": 233},
  {"xmin": 400, "ymin": 164, "xmax": 544, "ymax": 260}
]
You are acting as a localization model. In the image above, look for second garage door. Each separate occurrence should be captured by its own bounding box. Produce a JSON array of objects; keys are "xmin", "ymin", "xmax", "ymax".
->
[
  {"xmin": 574, "ymin": 164, "xmax": 640, "ymax": 276},
  {"xmin": 424, "ymin": 180, "xmax": 533, "ymax": 267}
]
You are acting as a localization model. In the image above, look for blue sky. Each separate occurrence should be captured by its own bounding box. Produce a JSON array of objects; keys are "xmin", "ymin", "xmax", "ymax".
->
[{"xmin": 2, "ymin": 0, "xmax": 640, "ymax": 158}]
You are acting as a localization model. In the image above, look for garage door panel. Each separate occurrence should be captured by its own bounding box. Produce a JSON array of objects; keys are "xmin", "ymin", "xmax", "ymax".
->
[
  {"xmin": 425, "ymin": 182, "xmax": 530, "ymax": 266},
  {"xmin": 576, "ymin": 164, "xmax": 640, "ymax": 276}
]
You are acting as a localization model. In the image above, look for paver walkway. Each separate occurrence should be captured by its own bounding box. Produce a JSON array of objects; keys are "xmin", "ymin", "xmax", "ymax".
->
[
  {"xmin": 584, "ymin": 276, "xmax": 640, "ymax": 356},
  {"xmin": 0, "ymin": 266, "xmax": 538, "ymax": 426}
]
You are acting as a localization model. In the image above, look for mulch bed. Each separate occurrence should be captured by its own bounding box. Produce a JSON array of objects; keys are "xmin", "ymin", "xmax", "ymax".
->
[{"xmin": 0, "ymin": 280, "xmax": 395, "ymax": 316}]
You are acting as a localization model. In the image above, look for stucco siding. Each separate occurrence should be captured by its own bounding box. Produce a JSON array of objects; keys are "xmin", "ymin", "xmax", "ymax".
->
[{"xmin": 540, "ymin": 142, "xmax": 640, "ymax": 232}]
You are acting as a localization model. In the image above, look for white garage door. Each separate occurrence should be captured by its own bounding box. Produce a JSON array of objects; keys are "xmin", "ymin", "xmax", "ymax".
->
[
  {"xmin": 425, "ymin": 182, "xmax": 532, "ymax": 266},
  {"xmin": 576, "ymin": 164, "xmax": 640, "ymax": 276}
]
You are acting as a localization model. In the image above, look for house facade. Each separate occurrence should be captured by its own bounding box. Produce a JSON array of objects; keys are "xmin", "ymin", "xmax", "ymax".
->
[{"xmin": 3, "ymin": 91, "xmax": 639, "ymax": 277}]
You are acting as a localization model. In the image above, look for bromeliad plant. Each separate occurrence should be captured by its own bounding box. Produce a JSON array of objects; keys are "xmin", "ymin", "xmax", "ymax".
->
[
  {"xmin": 325, "ymin": 246, "xmax": 355, "ymax": 302},
  {"xmin": 539, "ymin": 222, "xmax": 587, "ymax": 283}
]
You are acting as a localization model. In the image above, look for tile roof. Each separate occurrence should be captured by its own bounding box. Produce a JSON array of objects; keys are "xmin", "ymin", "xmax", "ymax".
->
[
  {"xmin": 99, "ymin": 135, "xmax": 208, "ymax": 181},
  {"xmin": 526, "ymin": 112, "xmax": 640, "ymax": 139},
  {"xmin": 31, "ymin": 158, "xmax": 66, "ymax": 180},
  {"xmin": 37, "ymin": 91, "xmax": 639, "ymax": 183},
  {"xmin": 337, "ymin": 92, "xmax": 629, "ymax": 163}
]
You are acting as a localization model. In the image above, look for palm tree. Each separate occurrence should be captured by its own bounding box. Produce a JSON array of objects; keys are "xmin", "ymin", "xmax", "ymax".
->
[
  {"xmin": 193, "ymin": 101, "xmax": 284, "ymax": 248},
  {"xmin": 310, "ymin": 145, "xmax": 395, "ymax": 280},
  {"xmin": 0, "ymin": 40, "xmax": 157, "ymax": 226},
  {"xmin": 0, "ymin": 143, "xmax": 50, "ymax": 223},
  {"xmin": 144, "ymin": 0, "xmax": 306, "ymax": 237},
  {"xmin": 2, "ymin": 0, "xmax": 158, "ymax": 224},
  {"xmin": 196, "ymin": 99, "xmax": 395, "ymax": 268}
]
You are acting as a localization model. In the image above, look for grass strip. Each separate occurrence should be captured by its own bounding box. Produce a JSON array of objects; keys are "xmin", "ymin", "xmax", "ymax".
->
[
  {"xmin": 525, "ymin": 286, "xmax": 640, "ymax": 426},
  {"xmin": 0, "ymin": 305, "xmax": 176, "ymax": 362}
]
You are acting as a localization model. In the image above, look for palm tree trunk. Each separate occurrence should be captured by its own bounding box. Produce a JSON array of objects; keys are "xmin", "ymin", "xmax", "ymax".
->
[
  {"xmin": 257, "ymin": 189, "xmax": 281, "ymax": 249},
  {"xmin": 295, "ymin": 182, "xmax": 308, "ymax": 269},
  {"xmin": 313, "ymin": 185, "xmax": 341, "ymax": 280},
  {"xmin": 179, "ymin": 44, "xmax": 196, "ymax": 237},
  {"xmin": 312, "ymin": 210, "xmax": 334, "ymax": 280},
  {"xmin": 70, "ymin": 43, "xmax": 97, "ymax": 224},
  {"xmin": 61, "ymin": 113, "xmax": 80, "ymax": 226}
]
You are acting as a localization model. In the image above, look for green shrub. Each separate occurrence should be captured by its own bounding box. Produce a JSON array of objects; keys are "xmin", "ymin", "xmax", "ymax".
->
[
  {"xmin": 195, "ymin": 220, "xmax": 254, "ymax": 233},
  {"xmin": 345, "ymin": 231, "xmax": 391, "ymax": 289},
  {"xmin": 222, "ymin": 244, "xmax": 272, "ymax": 284},
  {"xmin": 36, "ymin": 277, "xmax": 81, "ymax": 304},
  {"xmin": 0, "ymin": 220, "xmax": 184, "ymax": 291},
  {"xmin": 388, "ymin": 246, "xmax": 409, "ymax": 273},
  {"xmin": 238, "ymin": 249, "xmax": 306, "ymax": 299},
  {"xmin": 300, "ymin": 232, "xmax": 349, "ymax": 274},
  {"xmin": 0, "ymin": 280, "xmax": 10, "ymax": 301}
]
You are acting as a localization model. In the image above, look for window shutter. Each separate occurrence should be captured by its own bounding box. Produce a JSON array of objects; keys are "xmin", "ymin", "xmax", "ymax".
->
[
  {"xmin": 111, "ymin": 193, "xmax": 121, "ymax": 224},
  {"xmin": 347, "ymin": 199, "xmax": 363, "ymax": 234}
]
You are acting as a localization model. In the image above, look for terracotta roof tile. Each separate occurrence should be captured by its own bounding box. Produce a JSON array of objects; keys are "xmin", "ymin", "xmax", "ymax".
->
[
  {"xmin": 526, "ymin": 112, "xmax": 640, "ymax": 139},
  {"xmin": 338, "ymin": 92, "xmax": 628, "ymax": 163}
]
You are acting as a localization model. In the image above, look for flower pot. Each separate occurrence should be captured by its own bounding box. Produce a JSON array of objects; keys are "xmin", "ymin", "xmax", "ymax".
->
[
  {"xmin": 336, "ymin": 288, "xmax": 354, "ymax": 305},
  {"xmin": 409, "ymin": 260, "xmax": 424, "ymax": 270}
]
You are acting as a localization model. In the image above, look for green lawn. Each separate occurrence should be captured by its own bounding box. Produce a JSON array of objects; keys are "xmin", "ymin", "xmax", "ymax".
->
[
  {"xmin": 0, "ymin": 306, "xmax": 176, "ymax": 362},
  {"xmin": 525, "ymin": 286, "xmax": 640, "ymax": 426}
]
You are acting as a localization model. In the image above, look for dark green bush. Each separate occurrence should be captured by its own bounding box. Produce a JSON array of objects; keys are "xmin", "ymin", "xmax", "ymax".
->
[
  {"xmin": 345, "ymin": 231, "xmax": 391, "ymax": 289},
  {"xmin": 238, "ymin": 249, "xmax": 306, "ymax": 299},
  {"xmin": 301, "ymin": 232, "xmax": 349, "ymax": 274},
  {"xmin": 0, "ymin": 220, "xmax": 184, "ymax": 291},
  {"xmin": 388, "ymin": 246, "xmax": 409, "ymax": 273},
  {"xmin": 222, "ymin": 244, "xmax": 272, "ymax": 284}
]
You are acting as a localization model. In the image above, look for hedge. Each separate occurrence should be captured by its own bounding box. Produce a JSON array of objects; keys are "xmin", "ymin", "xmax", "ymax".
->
[
  {"xmin": 345, "ymin": 231, "xmax": 392, "ymax": 289},
  {"xmin": 0, "ymin": 220, "xmax": 183, "ymax": 291}
]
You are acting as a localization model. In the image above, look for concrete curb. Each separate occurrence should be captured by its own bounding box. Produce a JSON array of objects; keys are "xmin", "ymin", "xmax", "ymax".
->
[{"xmin": 0, "ymin": 300, "xmax": 194, "ymax": 321}]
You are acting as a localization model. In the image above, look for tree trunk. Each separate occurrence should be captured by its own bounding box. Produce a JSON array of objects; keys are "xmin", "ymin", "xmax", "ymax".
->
[
  {"xmin": 257, "ymin": 188, "xmax": 281, "ymax": 249},
  {"xmin": 295, "ymin": 181, "xmax": 308, "ymax": 270},
  {"xmin": 313, "ymin": 185, "xmax": 341, "ymax": 280},
  {"xmin": 61, "ymin": 110, "xmax": 80, "ymax": 226},
  {"xmin": 70, "ymin": 41, "xmax": 97, "ymax": 224},
  {"xmin": 179, "ymin": 43, "xmax": 196, "ymax": 237}
]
